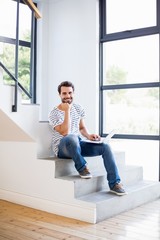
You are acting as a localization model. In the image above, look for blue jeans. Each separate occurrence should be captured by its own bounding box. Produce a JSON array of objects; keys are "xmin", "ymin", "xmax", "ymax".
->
[{"xmin": 57, "ymin": 134, "xmax": 121, "ymax": 189}]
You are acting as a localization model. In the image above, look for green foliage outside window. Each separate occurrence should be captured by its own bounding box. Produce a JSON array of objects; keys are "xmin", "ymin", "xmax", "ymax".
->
[{"xmin": 0, "ymin": 30, "xmax": 31, "ymax": 100}]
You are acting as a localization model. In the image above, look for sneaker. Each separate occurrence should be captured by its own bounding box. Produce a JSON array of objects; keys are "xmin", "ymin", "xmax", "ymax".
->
[
  {"xmin": 110, "ymin": 183, "xmax": 127, "ymax": 196},
  {"xmin": 79, "ymin": 167, "xmax": 92, "ymax": 179}
]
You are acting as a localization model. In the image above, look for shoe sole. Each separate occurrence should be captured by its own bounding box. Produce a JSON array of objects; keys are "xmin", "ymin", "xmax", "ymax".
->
[
  {"xmin": 79, "ymin": 175, "xmax": 92, "ymax": 179},
  {"xmin": 110, "ymin": 190, "xmax": 127, "ymax": 196}
]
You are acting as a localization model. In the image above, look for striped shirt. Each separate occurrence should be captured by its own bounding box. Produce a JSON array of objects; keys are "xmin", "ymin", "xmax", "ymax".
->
[{"xmin": 48, "ymin": 103, "xmax": 85, "ymax": 156}]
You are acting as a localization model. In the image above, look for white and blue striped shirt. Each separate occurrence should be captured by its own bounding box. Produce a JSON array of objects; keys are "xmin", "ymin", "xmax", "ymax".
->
[{"xmin": 48, "ymin": 103, "xmax": 85, "ymax": 156}]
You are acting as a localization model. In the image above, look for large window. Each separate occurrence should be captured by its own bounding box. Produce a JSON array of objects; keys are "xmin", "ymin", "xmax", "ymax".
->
[
  {"xmin": 100, "ymin": 0, "xmax": 160, "ymax": 180},
  {"xmin": 0, "ymin": 0, "xmax": 37, "ymax": 103},
  {"xmin": 106, "ymin": 0, "xmax": 156, "ymax": 33}
]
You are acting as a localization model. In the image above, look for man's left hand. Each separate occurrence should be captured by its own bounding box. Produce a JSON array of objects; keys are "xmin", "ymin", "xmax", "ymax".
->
[{"xmin": 89, "ymin": 134, "xmax": 101, "ymax": 141}]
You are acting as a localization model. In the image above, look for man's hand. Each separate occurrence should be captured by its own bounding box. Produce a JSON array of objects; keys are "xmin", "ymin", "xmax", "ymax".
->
[
  {"xmin": 59, "ymin": 103, "xmax": 71, "ymax": 111},
  {"xmin": 88, "ymin": 134, "xmax": 101, "ymax": 141},
  {"xmin": 55, "ymin": 103, "xmax": 72, "ymax": 136},
  {"xmin": 79, "ymin": 119, "xmax": 101, "ymax": 141}
]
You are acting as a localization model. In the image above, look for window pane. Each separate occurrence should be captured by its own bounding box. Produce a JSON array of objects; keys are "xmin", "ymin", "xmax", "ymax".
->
[
  {"xmin": 18, "ymin": 46, "xmax": 31, "ymax": 100},
  {"xmin": 0, "ymin": 42, "xmax": 15, "ymax": 84},
  {"xmin": 19, "ymin": 3, "xmax": 31, "ymax": 41},
  {"xmin": 106, "ymin": 0, "xmax": 156, "ymax": 33},
  {"xmin": 103, "ymin": 35, "xmax": 159, "ymax": 85},
  {"xmin": 0, "ymin": 0, "xmax": 16, "ymax": 38},
  {"xmin": 103, "ymin": 88, "xmax": 159, "ymax": 135}
]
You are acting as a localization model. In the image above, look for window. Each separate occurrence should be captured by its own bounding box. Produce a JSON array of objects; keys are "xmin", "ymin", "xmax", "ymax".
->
[
  {"xmin": 0, "ymin": 0, "xmax": 37, "ymax": 103},
  {"xmin": 106, "ymin": 0, "xmax": 156, "ymax": 33},
  {"xmin": 100, "ymin": 0, "xmax": 160, "ymax": 180}
]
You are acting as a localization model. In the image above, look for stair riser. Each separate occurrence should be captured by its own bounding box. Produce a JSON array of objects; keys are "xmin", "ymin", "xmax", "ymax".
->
[
  {"xmin": 74, "ymin": 166, "xmax": 143, "ymax": 197},
  {"xmin": 120, "ymin": 166, "xmax": 143, "ymax": 186},
  {"xmin": 74, "ymin": 176, "xmax": 107, "ymax": 198},
  {"xmin": 54, "ymin": 152, "xmax": 125, "ymax": 178}
]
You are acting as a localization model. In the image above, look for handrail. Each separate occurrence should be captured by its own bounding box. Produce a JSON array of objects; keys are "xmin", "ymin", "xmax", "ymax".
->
[
  {"xmin": 22, "ymin": 0, "xmax": 42, "ymax": 19},
  {"xmin": 0, "ymin": 61, "xmax": 32, "ymax": 112}
]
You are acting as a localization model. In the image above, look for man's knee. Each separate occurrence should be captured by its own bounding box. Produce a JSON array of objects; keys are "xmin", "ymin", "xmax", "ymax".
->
[
  {"xmin": 65, "ymin": 134, "xmax": 79, "ymax": 146},
  {"xmin": 102, "ymin": 143, "xmax": 112, "ymax": 154}
]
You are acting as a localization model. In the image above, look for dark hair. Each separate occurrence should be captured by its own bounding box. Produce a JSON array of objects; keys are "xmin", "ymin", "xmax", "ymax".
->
[{"xmin": 58, "ymin": 81, "xmax": 75, "ymax": 94}]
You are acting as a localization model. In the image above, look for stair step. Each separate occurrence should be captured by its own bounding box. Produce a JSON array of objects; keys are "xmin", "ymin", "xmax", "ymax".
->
[
  {"xmin": 77, "ymin": 180, "xmax": 160, "ymax": 223},
  {"xmin": 46, "ymin": 151, "xmax": 126, "ymax": 178},
  {"xmin": 58, "ymin": 165, "xmax": 143, "ymax": 197}
]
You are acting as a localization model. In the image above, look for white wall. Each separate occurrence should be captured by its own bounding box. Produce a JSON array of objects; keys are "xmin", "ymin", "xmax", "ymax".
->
[{"xmin": 37, "ymin": 0, "xmax": 99, "ymax": 133}]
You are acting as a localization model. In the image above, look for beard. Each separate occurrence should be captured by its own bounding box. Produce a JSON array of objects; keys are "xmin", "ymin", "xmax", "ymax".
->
[{"xmin": 62, "ymin": 98, "xmax": 73, "ymax": 104}]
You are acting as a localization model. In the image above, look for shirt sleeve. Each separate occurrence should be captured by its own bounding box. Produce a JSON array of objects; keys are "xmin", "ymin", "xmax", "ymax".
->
[
  {"xmin": 48, "ymin": 108, "xmax": 64, "ymax": 129},
  {"xmin": 77, "ymin": 104, "xmax": 85, "ymax": 119}
]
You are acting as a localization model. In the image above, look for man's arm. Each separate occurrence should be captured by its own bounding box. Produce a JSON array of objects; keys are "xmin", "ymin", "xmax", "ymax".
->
[
  {"xmin": 54, "ymin": 103, "xmax": 71, "ymax": 136},
  {"xmin": 79, "ymin": 119, "xmax": 101, "ymax": 141}
]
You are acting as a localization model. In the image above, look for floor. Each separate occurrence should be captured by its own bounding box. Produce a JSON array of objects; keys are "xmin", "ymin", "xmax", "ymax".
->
[{"xmin": 0, "ymin": 198, "xmax": 160, "ymax": 240}]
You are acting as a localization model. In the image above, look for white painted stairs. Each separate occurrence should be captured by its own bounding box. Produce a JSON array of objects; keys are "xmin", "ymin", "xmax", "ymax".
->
[{"xmin": 42, "ymin": 154, "xmax": 160, "ymax": 223}]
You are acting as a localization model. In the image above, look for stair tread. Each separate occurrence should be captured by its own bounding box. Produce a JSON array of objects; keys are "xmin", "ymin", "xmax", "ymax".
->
[
  {"xmin": 56, "ymin": 165, "xmax": 143, "ymax": 198},
  {"xmin": 77, "ymin": 180, "xmax": 160, "ymax": 203},
  {"xmin": 57, "ymin": 165, "xmax": 142, "ymax": 180},
  {"xmin": 77, "ymin": 180, "xmax": 160, "ymax": 222}
]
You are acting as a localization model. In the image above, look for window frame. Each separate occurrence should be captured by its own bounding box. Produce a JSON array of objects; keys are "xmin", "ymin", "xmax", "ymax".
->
[
  {"xmin": 0, "ymin": 0, "xmax": 37, "ymax": 103},
  {"xmin": 99, "ymin": 0, "xmax": 160, "ymax": 182},
  {"xmin": 99, "ymin": 0, "xmax": 160, "ymax": 141}
]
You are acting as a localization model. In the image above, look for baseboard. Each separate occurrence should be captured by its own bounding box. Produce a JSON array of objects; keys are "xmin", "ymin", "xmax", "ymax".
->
[{"xmin": 0, "ymin": 188, "xmax": 96, "ymax": 223}]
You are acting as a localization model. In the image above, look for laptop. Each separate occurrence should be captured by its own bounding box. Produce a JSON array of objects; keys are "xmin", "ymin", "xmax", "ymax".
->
[{"xmin": 83, "ymin": 129, "xmax": 116, "ymax": 144}]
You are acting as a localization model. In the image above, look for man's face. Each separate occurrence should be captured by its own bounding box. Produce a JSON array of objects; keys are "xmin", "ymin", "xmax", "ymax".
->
[{"xmin": 59, "ymin": 86, "xmax": 74, "ymax": 104}]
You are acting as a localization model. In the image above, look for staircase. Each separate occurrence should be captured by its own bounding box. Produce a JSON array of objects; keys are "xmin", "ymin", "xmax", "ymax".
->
[
  {"xmin": 0, "ymin": 68, "xmax": 160, "ymax": 224},
  {"xmin": 42, "ymin": 155, "xmax": 160, "ymax": 223}
]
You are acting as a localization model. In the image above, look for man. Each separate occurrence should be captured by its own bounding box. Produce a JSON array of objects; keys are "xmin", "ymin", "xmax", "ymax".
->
[{"xmin": 48, "ymin": 81, "xmax": 126, "ymax": 196}]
